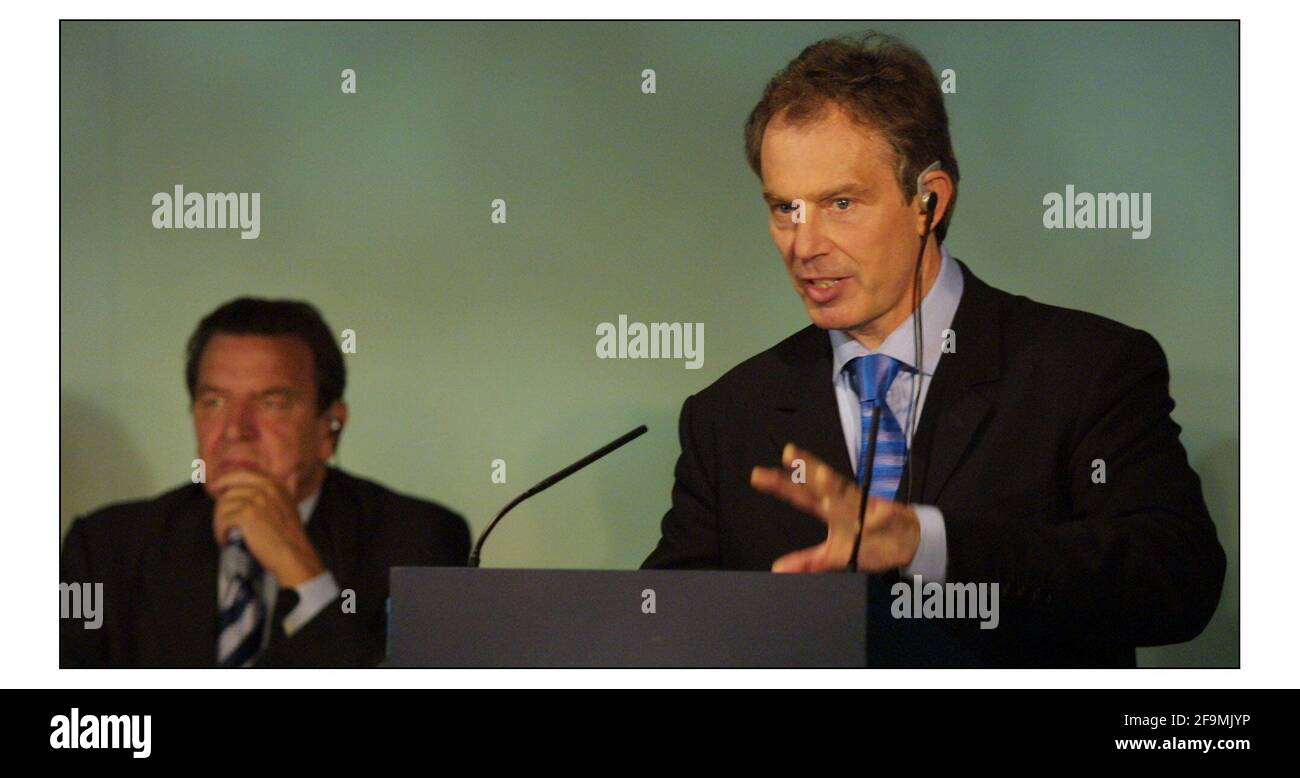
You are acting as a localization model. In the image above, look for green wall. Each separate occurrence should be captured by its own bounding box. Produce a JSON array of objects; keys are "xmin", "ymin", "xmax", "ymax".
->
[{"xmin": 60, "ymin": 21, "xmax": 1238, "ymax": 667}]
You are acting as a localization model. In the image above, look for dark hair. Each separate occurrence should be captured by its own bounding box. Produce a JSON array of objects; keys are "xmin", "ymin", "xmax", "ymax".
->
[
  {"xmin": 185, "ymin": 297, "xmax": 345, "ymax": 416},
  {"xmin": 743, "ymin": 31, "xmax": 960, "ymax": 243}
]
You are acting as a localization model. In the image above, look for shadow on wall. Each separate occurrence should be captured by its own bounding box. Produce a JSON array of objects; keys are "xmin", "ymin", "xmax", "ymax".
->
[
  {"xmin": 1137, "ymin": 435, "xmax": 1240, "ymax": 668},
  {"xmin": 59, "ymin": 394, "xmax": 153, "ymax": 541}
]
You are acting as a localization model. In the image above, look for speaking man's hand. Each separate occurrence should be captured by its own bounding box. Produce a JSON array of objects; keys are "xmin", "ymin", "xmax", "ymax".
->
[
  {"xmin": 751, "ymin": 443, "xmax": 920, "ymax": 573},
  {"xmin": 211, "ymin": 469, "xmax": 325, "ymax": 588}
]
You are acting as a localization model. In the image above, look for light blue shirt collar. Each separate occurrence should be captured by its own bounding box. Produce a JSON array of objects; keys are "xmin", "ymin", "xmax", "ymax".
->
[{"xmin": 829, "ymin": 244, "xmax": 964, "ymax": 378}]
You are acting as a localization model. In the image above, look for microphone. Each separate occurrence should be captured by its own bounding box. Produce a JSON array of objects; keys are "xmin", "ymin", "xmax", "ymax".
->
[
  {"xmin": 467, "ymin": 425, "xmax": 649, "ymax": 567},
  {"xmin": 846, "ymin": 404, "xmax": 881, "ymax": 573}
]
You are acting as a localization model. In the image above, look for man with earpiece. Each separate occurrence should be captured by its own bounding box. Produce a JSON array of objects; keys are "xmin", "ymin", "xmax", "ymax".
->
[
  {"xmin": 60, "ymin": 297, "xmax": 470, "ymax": 668},
  {"xmin": 642, "ymin": 32, "xmax": 1226, "ymax": 667}
]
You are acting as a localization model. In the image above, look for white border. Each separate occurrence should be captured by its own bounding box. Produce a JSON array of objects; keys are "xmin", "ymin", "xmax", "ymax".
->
[{"xmin": 9, "ymin": 4, "xmax": 1285, "ymax": 689}]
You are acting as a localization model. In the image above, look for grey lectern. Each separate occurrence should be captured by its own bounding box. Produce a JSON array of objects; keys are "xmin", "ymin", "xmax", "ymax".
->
[{"xmin": 386, "ymin": 568, "xmax": 869, "ymax": 668}]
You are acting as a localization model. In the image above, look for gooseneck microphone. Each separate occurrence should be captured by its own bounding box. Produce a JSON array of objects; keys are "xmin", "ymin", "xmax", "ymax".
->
[{"xmin": 467, "ymin": 425, "xmax": 649, "ymax": 567}]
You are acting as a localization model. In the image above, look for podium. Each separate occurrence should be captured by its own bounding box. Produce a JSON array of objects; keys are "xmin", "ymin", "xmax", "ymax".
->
[{"xmin": 386, "ymin": 568, "xmax": 869, "ymax": 667}]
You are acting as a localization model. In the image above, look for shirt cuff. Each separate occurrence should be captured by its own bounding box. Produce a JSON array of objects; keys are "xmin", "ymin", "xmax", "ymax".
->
[
  {"xmin": 901, "ymin": 504, "xmax": 948, "ymax": 584},
  {"xmin": 282, "ymin": 570, "xmax": 341, "ymax": 636}
]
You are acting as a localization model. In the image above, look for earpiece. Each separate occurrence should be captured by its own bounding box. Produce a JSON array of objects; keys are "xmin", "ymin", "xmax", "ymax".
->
[
  {"xmin": 917, "ymin": 160, "xmax": 942, "ymax": 214},
  {"xmin": 329, "ymin": 418, "xmax": 342, "ymax": 432}
]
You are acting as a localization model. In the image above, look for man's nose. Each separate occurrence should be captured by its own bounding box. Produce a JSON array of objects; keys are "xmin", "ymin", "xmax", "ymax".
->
[
  {"xmin": 790, "ymin": 209, "xmax": 831, "ymax": 264},
  {"xmin": 222, "ymin": 400, "xmax": 258, "ymax": 441}
]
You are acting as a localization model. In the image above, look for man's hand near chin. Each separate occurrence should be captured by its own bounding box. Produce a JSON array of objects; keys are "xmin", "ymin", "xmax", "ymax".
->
[
  {"xmin": 750, "ymin": 443, "xmax": 920, "ymax": 573},
  {"xmin": 211, "ymin": 469, "xmax": 325, "ymax": 588}
]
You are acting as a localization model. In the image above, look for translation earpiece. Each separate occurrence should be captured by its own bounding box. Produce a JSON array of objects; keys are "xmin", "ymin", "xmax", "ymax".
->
[{"xmin": 917, "ymin": 160, "xmax": 942, "ymax": 213}]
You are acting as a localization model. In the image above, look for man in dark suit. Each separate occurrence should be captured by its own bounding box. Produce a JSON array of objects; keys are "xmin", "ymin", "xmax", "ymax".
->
[
  {"xmin": 61, "ymin": 298, "xmax": 469, "ymax": 668},
  {"xmin": 643, "ymin": 33, "xmax": 1226, "ymax": 667}
]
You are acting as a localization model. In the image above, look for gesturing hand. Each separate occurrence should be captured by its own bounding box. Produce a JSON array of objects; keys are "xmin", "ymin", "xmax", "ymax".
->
[{"xmin": 750, "ymin": 443, "xmax": 920, "ymax": 573}]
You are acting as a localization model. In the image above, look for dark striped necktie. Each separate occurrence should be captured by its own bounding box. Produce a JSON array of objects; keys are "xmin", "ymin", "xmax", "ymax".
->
[{"xmin": 217, "ymin": 540, "xmax": 265, "ymax": 668}]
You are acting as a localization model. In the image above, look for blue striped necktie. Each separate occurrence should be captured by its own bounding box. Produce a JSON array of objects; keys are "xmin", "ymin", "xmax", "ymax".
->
[
  {"xmin": 845, "ymin": 354, "xmax": 910, "ymax": 500},
  {"xmin": 217, "ymin": 540, "xmax": 265, "ymax": 668}
]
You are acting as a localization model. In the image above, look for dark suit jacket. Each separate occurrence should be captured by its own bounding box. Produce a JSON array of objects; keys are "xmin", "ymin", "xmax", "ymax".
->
[
  {"xmin": 60, "ymin": 467, "xmax": 469, "ymax": 668},
  {"xmin": 643, "ymin": 258, "xmax": 1227, "ymax": 667}
]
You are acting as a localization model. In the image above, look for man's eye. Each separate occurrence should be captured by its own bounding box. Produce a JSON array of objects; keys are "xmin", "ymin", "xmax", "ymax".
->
[
  {"xmin": 261, "ymin": 397, "xmax": 290, "ymax": 410},
  {"xmin": 832, "ymin": 199, "xmax": 852, "ymax": 210},
  {"xmin": 198, "ymin": 396, "xmax": 222, "ymax": 409},
  {"xmin": 773, "ymin": 203, "xmax": 793, "ymax": 214}
]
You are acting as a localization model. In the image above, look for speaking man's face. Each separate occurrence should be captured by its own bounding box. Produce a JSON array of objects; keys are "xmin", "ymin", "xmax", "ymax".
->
[
  {"xmin": 761, "ymin": 104, "xmax": 928, "ymax": 343},
  {"xmin": 191, "ymin": 334, "xmax": 339, "ymax": 502}
]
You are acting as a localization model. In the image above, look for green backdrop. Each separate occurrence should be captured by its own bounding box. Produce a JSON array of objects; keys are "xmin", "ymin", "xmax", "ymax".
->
[{"xmin": 60, "ymin": 20, "xmax": 1238, "ymax": 667}]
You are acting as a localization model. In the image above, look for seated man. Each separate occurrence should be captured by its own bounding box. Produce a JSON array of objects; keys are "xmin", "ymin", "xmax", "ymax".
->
[
  {"xmin": 643, "ymin": 32, "xmax": 1226, "ymax": 667},
  {"xmin": 61, "ymin": 297, "xmax": 469, "ymax": 668}
]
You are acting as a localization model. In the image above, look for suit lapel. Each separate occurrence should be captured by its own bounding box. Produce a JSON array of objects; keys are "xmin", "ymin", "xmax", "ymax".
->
[
  {"xmin": 303, "ymin": 468, "xmax": 359, "ymax": 578},
  {"xmin": 767, "ymin": 325, "xmax": 855, "ymax": 480},
  {"xmin": 908, "ymin": 259, "xmax": 1002, "ymax": 505},
  {"xmin": 144, "ymin": 487, "xmax": 218, "ymax": 666}
]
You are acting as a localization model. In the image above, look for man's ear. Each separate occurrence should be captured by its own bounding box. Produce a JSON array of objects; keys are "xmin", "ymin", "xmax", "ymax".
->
[{"xmin": 321, "ymin": 400, "xmax": 349, "ymax": 459}]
